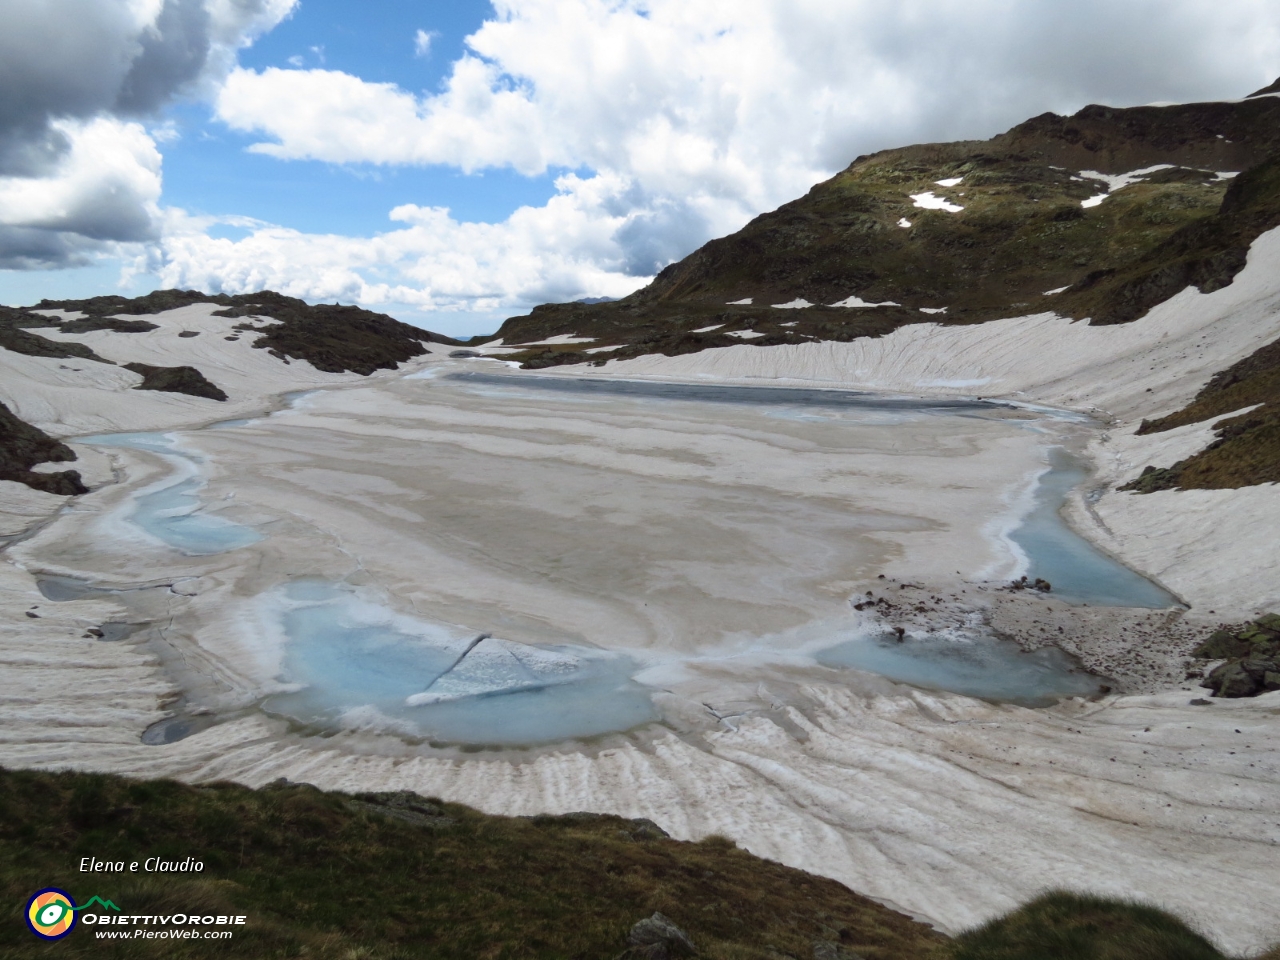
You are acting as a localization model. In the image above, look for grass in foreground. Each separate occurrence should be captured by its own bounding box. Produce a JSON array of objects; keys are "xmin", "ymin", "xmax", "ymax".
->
[
  {"xmin": 4, "ymin": 768, "xmax": 1277, "ymax": 959},
  {"xmin": 0, "ymin": 767, "xmax": 944, "ymax": 959}
]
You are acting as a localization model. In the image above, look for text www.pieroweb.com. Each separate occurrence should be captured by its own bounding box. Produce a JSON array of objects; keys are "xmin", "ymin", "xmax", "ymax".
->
[
  {"xmin": 86, "ymin": 913, "xmax": 245, "ymax": 940},
  {"xmin": 96, "ymin": 928, "xmax": 234, "ymax": 940}
]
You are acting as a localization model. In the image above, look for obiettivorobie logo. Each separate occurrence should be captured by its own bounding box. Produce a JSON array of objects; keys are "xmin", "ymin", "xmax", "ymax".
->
[
  {"xmin": 25, "ymin": 888, "xmax": 247, "ymax": 941},
  {"xmin": 25, "ymin": 889, "xmax": 120, "ymax": 941}
]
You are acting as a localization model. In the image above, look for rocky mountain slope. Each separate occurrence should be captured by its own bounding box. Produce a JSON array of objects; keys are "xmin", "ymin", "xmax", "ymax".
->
[
  {"xmin": 495, "ymin": 84, "xmax": 1280, "ymax": 352},
  {"xmin": 484, "ymin": 81, "xmax": 1280, "ymax": 490}
]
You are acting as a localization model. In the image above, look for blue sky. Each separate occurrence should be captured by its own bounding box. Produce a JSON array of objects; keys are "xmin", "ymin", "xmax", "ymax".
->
[
  {"xmin": 2, "ymin": 0, "xmax": 1279, "ymax": 336},
  {"xmin": 165, "ymin": 0, "xmax": 561, "ymax": 233}
]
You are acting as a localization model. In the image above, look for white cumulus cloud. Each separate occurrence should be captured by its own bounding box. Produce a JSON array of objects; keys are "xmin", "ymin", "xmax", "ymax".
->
[
  {"xmin": 0, "ymin": 118, "xmax": 163, "ymax": 269},
  {"xmin": 12, "ymin": 0, "xmax": 1280, "ymax": 328},
  {"xmin": 188, "ymin": 0, "xmax": 1280, "ymax": 324},
  {"xmin": 152, "ymin": 171, "xmax": 648, "ymax": 317},
  {"xmin": 0, "ymin": 0, "xmax": 296, "ymax": 267}
]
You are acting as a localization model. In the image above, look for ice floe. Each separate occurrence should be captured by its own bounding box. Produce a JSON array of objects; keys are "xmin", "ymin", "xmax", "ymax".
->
[{"xmin": 406, "ymin": 637, "xmax": 584, "ymax": 706}]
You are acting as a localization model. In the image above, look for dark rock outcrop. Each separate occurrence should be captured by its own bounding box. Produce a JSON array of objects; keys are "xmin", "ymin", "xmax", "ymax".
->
[
  {"xmin": 123, "ymin": 363, "xmax": 228, "ymax": 401},
  {"xmin": 0, "ymin": 306, "xmax": 110, "ymax": 363},
  {"xmin": 35, "ymin": 289, "xmax": 462, "ymax": 376},
  {"xmin": 618, "ymin": 912, "xmax": 697, "ymax": 960},
  {"xmin": 0, "ymin": 400, "xmax": 87, "ymax": 495},
  {"xmin": 215, "ymin": 291, "xmax": 451, "ymax": 374},
  {"xmin": 57, "ymin": 316, "xmax": 158, "ymax": 333},
  {"xmin": 348, "ymin": 791, "xmax": 456, "ymax": 829},
  {"xmin": 35, "ymin": 289, "xmax": 227, "ymax": 317},
  {"xmin": 1196, "ymin": 615, "xmax": 1280, "ymax": 697}
]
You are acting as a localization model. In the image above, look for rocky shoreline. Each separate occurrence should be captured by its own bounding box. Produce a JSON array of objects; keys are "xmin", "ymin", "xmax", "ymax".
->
[{"xmin": 844, "ymin": 574, "xmax": 1225, "ymax": 697}]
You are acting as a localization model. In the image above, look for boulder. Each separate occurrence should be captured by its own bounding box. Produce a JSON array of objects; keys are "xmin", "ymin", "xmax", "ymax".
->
[
  {"xmin": 628, "ymin": 818, "xmax": 671, "ymax": 841},
  {"xmin": 1206, "ymin": 661, "xmax": 1260, "ymax": 698},
  {"xmin": 1193, "ymin": 629, "xmax": 1252, "ymax": 660},
  {"xmin": 618, "ymin": 912, "xmax": 697, "ymax": 960},
  {"xmin": 1256, "ymin": 612, "xmax": 1280, "ymax": 633},
  {"xmin": 1241, "ymin": 658, "xmax": 1279, "ymax": 678}
]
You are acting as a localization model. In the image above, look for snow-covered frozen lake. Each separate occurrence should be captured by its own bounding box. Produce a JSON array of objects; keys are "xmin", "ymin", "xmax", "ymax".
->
[{"xmin": 70, "ymin": 371, "xmax": 1176, "ymax": 745}]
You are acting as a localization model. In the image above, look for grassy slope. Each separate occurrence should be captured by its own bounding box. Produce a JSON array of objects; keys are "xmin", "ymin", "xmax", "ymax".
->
[
  {"xmin": 491, "ymin": 93, "xmax": 1280, "ymax": 492},
  {"xmin": 1120, "ymin": 331, "xmax": 1280, "ymax": 491},
  {"xmin": 1110, "ymin": 158, "xmax": 1280, "ymax": 490},
  {"xmin": 0, "ymin": 768, "xmax": 945, "ymax": 960},
  {"xmin": 493, "ymin": 158, "xmax": 1236, "ymax": 366}
]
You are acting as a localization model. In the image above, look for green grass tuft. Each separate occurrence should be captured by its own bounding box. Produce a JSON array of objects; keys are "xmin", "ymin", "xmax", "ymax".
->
[{"xmin": 949, "ymin": 890, "xmax": 1228, "ymax": 960}]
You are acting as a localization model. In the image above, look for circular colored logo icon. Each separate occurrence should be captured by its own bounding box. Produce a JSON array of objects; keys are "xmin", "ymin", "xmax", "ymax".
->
[{"xmin": 26, "ymin": 888, "xmax": 77, "ymax": 940}]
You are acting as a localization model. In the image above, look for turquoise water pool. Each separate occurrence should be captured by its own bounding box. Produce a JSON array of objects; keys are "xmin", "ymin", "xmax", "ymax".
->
[
  {"xmin": 82, "ymin": 433, "xmax": 262, "ymax": 555},
  {"xmin": 262, "ymin": 582, "xmax": 657, "ymax": 746}
]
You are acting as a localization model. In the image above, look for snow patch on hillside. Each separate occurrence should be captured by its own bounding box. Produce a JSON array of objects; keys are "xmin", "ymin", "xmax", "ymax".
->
[
  {"xmin": 1080, "ymin": 164, "xmax": 1174, "ymax": 207},
  {"xmin": 910, "ymin": 191, "xmax": 964, "ymax": 213},
  {"xmin": 829, "ymin": 296, "xmax": 900, "ymax": 308}
]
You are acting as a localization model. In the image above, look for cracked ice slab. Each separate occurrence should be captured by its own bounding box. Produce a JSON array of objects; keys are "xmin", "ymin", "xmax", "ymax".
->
[{"xmin": 406, "ymin": 638, "xmax": 583, "ymax": 706}]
